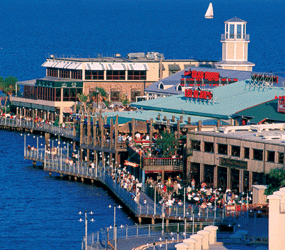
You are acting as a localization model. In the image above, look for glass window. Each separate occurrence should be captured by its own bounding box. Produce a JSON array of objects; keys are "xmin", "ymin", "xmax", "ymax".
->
[
  {"xmin": 85, "ymin": 70, "xmax": 103, "ymax": 80},
  {"xmin": 218, "ymin": 144, "xmax": 227, "ymax": 155},
  {"xmin": 230, "ymin": 24, "xmax": 235, "ymax": 39},
  {"xmin": 244, "ymin": 147, "xmax": 249, "ymax": 159},
  {"xmin": 128, "ymin": 70, "xmax": 146, "ymax": 80},
  {"xmin": 107, "ymin": 70, "xmax": 125, "ymax": 80},
  {"xmin": 204, "ymin": 142, "xmax": 214, "ymax": 153},
  {"xmin": 267, "ymin": 151, "xmax": 275, "ymax": 162},
  {"xmin": 253, "ymin": 149, "xmax": 263, "ymax": 161},
  {"xmin": 231, "ymin": 145, "xmax": 240, "ymax": 157},
  {"xmin": 278, "ymin": 152, "xmax": 284, "ymax": 164},
  {"xmin": 56, "ymin": 88, "xmax": 61, "ymax": 101},
  {"xmin": 237, "ymin": 25, "xmax": 241, "ymax": 39},
  {"xmin": 191, "ymin": 140, "xmax": 200, "ymax": 151}
]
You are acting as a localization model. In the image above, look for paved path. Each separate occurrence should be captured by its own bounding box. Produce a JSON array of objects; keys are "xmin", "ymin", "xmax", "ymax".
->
[{"xmin": 92, "ymin": 216, "xmax": 268, "ymax": 250}]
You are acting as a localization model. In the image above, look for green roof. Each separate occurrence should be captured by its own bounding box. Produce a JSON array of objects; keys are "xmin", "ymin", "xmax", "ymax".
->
[
  {"xmin": 235, "ymin": 99, "xmax": 285, "ymax": 123},
  {"xmin": 131, "ymin": 80, "xmax": 285, "ymax": 119},
  {"xmin": 102, "ymin": 110, "xmax": 230, "ymax": 126}
]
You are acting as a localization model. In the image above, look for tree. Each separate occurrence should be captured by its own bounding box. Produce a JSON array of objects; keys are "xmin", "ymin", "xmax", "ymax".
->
[
  {"xmin": 120, "ymin": 93, "xmax": 130, "ymax": 106},
  {"xmin": 155, "ymin": 131, "xmax": 180, "ymax": 157},
  {"xmin": 0, "ymin": 76, "xmax": 18, "ymax": 107},
  {"xmin": 77, "ymin": 93, "xmax": 89, "ymax": 113},
  {"xmin": 264, "ymin": 168, "xmax": 285, "ymax": 195}
]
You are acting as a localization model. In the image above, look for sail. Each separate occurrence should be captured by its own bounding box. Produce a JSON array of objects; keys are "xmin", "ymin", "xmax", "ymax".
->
[{"xmin": 205, "ymin": 3, "xmax": 213, "ymax": 19}]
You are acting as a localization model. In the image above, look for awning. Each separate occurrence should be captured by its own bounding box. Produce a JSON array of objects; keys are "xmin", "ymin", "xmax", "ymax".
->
[
  {"xmin": 168, "ymin": 64, "xmax": 181, "ymax": 71},
  {"xmin": 86, "ymin": 63, "xmax": 105, "ymax": 71},
  {"xmin": 42, "ymin": 60, "xmax": 57, "ymax": 68},
  {"xmin": 53, "ymin": 61, "xmax": 71, "ymax": 68},
  {"xmin": 16, "ymin": 79, "xmax": 37, "ymax": 86},
  {"xmin": 128, "ymin": 63, "xmax": 149, "ymax": 71},
  {"xmin": 66, "ymin": 62, "xmax": 82, "ymax": 70},
  {"xmin": 106, "ymin": 63, "xmax": 127, "ymax": 70}
]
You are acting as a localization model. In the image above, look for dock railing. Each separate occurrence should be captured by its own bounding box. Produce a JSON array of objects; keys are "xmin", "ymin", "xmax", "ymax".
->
[{"xmin": 0, "ymin": 117, "xmax": 77, "ymax": 139}]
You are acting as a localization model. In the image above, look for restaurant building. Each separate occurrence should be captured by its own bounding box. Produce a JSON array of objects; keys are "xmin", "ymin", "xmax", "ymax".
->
[
  {"xmin": 187, "ymin": 123, "xmax": 285, "ymax": 193},
  {"xmin": 11, "ymin": 52, "xmax": 215, "ymax": 123}
]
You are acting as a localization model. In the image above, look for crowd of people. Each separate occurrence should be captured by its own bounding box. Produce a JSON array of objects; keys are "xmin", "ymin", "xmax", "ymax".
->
[{"xmin": 146, "ymin": 176, "xmax": 252, "ymax": 213}]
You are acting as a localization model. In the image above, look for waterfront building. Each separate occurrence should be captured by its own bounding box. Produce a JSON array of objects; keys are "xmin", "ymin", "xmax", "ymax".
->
[
  {"xmin": 187, "ymin": 123, "xmax": 285, "ymax": 193},
  {"xmin": 11, "ymin": 53, "xmax": 215, "ymax": 123},
  {"xmin": 215, "ymin": 17, "xmax": 255, "ymax": 71}
]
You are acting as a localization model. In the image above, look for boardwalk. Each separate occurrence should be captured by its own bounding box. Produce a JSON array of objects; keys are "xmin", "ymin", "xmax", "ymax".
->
[{"xmin": 0, "ymin": 117, "xmax": 78, "ymax": 141}]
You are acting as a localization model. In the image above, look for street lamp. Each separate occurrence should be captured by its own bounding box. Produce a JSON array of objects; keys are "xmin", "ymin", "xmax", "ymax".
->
[
  {"xmin": 79, "ymin": 210, "xmax": 94, "ymax": 250},
  {"xmin": 109, "ymin": 205, "xmax": 122, "ymax": 250}
]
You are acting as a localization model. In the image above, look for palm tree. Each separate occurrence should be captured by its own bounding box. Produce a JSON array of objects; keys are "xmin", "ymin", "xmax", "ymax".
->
[{"xmin": 0, "ymin": 76, "xmax": 18, "ymax": 108}]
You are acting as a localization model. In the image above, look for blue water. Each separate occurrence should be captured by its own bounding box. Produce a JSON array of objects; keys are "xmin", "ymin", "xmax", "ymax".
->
[
  {"xmin": 0, "ymin": 131, "xmax": 133, "ymax": 249},
  {"xmin": 0, "ymin": 0, "xmax": 284, "ymax": 249}
]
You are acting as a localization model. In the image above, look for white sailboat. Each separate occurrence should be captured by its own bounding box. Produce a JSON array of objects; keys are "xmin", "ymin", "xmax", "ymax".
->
[{"xmin": 205, "ymin": 3, "xmax": 213, "ymax": 19}]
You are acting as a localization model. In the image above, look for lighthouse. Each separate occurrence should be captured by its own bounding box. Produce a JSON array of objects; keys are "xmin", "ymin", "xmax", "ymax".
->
[{"xmin": 215, "ymin": 17, "xmax": 255, "ymax": 71}]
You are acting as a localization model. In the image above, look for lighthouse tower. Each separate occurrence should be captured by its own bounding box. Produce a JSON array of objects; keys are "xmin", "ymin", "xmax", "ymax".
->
[{"xmin": 215, "ymin": 17, "xmax": 255, "ymax": 71}]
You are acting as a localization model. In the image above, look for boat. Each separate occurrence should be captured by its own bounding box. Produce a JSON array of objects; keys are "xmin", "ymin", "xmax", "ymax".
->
[{"xmin": 205, "ymin": 3, "xmax": 213, "ymax": 19}]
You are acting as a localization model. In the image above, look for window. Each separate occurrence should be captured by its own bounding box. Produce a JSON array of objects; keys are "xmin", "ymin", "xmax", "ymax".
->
[
  {"xmin": 131, "ymin": 91, "xmax": 141, "ymax": 102},
  {"xmin": 278, "ymin": 152, "xmax": 284, "ymax": 164},
  {"xmin": 59, "ymin": 69, "xmax": 70, "ymax": 78},
  {"xmin": 63, "ymin": 88, "xmax": 82, "ymax": 101},
  {"xmin": 204, "ymin": 142, "xmax": 214, "ymax": 153},
  {"xmin": 191, "ymin": 140, "xmax": 200, "ymax": 151},
  {"xmin": 47, "ymin": 68, "xmax": 58, "ymax": 77},
  {"xmin": 128, "ymin": 70, "xmax": 146, "ymax": 80},
  {"xmin": 159, "ymin": 83, "xmax": 164, "ymax": 89},
  {"xmin": 85, "ymin": 70, "xmax": 103, "ymax": 80},
  {"xmin": 244, "ymin": 147, "xmax": 249, "ymax": 159},
  {"xmin": 253, "ymin": 149, "xmax": 263, "ymax": 161},
  {"xmin": 106, "ymin": 70, "xmax": 125, "ymax": 80},
  {"xmin": 237, "ymin": 24, "xmax": 242, "ymax": 39},
  {"xmin": 267, "ymin": 151, "xmax": 275, "ymax": 162},
  {"xmin": 177, "ymin": 85, "xmax": 182, "ymax": 91},
  {"xmin": 230, "ymin": 24, "xmax": 235, "ymax": 39},
  {"xmin": 218, "ymin": 144, "xmax": 227, "ymax": 155},
  {"xmin": 71, "ymin": 70, "xmax": 82, "ymax": 79},
  {"xmin": 231, "ymin": 145, "xmax": 240, "ymax": 157},
  {"xmin": 55, "ymin": 88, "xmax": 61, "ymax": 101}
]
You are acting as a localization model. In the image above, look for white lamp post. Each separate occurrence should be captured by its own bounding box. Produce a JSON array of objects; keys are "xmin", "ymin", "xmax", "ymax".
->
[
  {"xmin": 109, "ymin": 205, "xmax": 122, "ymax": 250},
  {"xmin": 79, "ymin": 210, "xmax": 94, "ymax": 250}
]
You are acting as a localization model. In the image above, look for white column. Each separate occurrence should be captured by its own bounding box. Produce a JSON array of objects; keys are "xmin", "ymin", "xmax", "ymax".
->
[
  {"xmin": 197, "ymin": 230, "xmax": 210, "ymax": 250},
  {"xmin": 204, "ymin": 226, "xmax": 218, "ymax": 244},
  {"xmin": 190, "ymin": 234, "xmax": 203, "ymax": 250}
]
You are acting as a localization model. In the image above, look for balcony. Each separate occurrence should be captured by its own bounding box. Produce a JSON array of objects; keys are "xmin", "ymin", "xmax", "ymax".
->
[
  {"xmin": 143, "ymin": 158, "xmax": 183, "ymax": 172},
  {"xmin": 221, "ymin": 34, "xmax": 250, "ymax": 41}
]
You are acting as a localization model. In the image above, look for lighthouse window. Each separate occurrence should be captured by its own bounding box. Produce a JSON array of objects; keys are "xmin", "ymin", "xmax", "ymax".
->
[
  {"xmin": 230, "ymin": 24, "xmax": 235, "ymax": 39},
  {"xmin": 237, "ymin": 25, "xmax": 242, "ymax": 39}
]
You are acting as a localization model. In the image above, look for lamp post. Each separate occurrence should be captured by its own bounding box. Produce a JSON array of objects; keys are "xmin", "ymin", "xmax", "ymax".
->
[
  {"xmin": 109, "ymin": 205, "xmax": 122, "ymax": 250},
  {"xmin": 79, "ymin": 210, "xmax": 94, "ymax": 250},
  {"xmin": 96, "ymin": 89, "xmax": 99, "ymax": 109},
  {"xmin": 191, "ymin": 209, "xmax": 195, "ymax": 235}
]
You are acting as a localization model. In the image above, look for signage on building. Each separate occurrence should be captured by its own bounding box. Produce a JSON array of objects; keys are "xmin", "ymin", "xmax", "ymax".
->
[
  {"xmin": 124, "ymin": 160, "xmax": 138, "ymax": 168},
  {"xmin": 251, "ymin": 74, "xmax": 278, "ymax": 83},
  {"xmin": 220, "ymin": 157, "xmax": 248, "ymax": 169},
  {"xmin": 181, "ymin": 69, "xmax": 238, "ymax": 86},
  {"xmin": 185, "ymin": 89, "xmax": 213, "ymax": 100},
  {"xmin": 277, "ymin": 96, "xmax": 285, "ymax": 113}
]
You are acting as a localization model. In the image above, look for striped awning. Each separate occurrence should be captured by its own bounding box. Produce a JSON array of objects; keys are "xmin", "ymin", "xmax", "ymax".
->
[
  {"xmin": 86, "ymin": 63, "xmax": 105, "ymax": 71},
  {"xmin": 127, "ymin": 63, "xmax": 149, "ymax": 71},
  {"xmin": 53, "ymin": 61, "xmax": 70, "ymax": 68},
  {"xmin": 42, "ymin": 60, "xmax": 57, "ymax": 68},
  {"xmin": 106, "ymin": 63, "xmax": 127, "ymax": 70},
  {"xmin": 65, "ymin": 62, "xmax": 82, "ymax": 70}
]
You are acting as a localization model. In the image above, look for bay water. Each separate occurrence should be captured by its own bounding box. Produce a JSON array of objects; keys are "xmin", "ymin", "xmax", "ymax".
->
[{"xmin": 0, "ymin": 0, "xmax": 284, "ymax": 249}]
